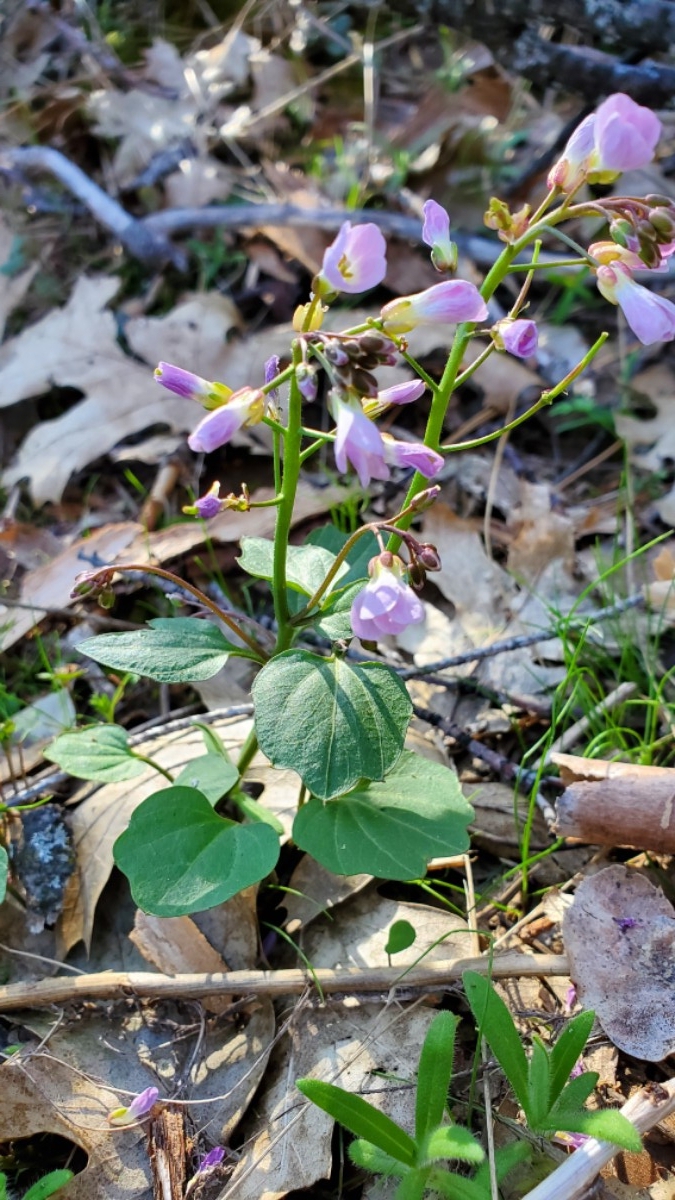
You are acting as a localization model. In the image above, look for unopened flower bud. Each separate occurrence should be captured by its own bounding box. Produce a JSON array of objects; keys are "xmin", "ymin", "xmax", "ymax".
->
[
  {"xmin": 645, "ymin": 194, "xmax": 674, "ymax": 208},
  {"xmin": 649, "ymin": 208, "xmax": 675, "ymax": 238},
  {"xmin": 293, "ymin": 302, "xmax": 325, "ymax": 332},
  {"xmin": 608, "ymin": 218, "xmax": 634, "ymax": 249},
  {"xmin": 416, "ymin": 542, "xmax": 442, "ymax": 571},
  {"xmin": 408, "ymin": 560, "xmax": 426, "ymax": 590},
  {"xmin": 109, "ymin": 1087, "xmax": 159, "ymax": 1126},
  {"xmin": 350, "ymin": 367, "xmax": 379, "ymax": 398},
  {"xmin": 323, "ymin": 341, "xmax": 350, "ymax": 366},
  {"xmin": 296, "ymin": 363, "xmax": 318, "ymax": 401},
  {"xmin": 183, "ymin": 481, "xmax": 222, "ymax": 519},
  {"xmin": 408, "ymin": 485, "xmax": 441, "ymax": 512}
]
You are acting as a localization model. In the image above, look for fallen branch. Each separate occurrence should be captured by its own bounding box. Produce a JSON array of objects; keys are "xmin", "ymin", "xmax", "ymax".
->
[
  {"xmin": 521, "ymin": 1077, "xmax": 675, "ymax": 1200},
  {"xmin": 0, "ymin": 954, "xmax": 569, "ymax": 1011},
  {"xmin": 553, "ymin": 753, "xmax": 675, "ymax": 853}
]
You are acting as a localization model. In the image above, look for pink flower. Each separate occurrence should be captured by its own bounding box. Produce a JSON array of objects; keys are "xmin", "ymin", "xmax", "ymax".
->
[
  {"xmin": 198, "ymin": 1147, "xmax": 226, "ymax": 1173},
  {"xmin": 184, "ymin": 481, "xmax": 222, "ymax": 518},
  {"xmin": 109, "ymin": 1086, "xmax": 159, "ymax": 1125},
  {"xmin": 381, "ymin": 281, "xmax": 488, "ymax": 335},
  {"xmin": 188, "ymin": 388, "xmax": 265, "ymax": 453},
  {"xmin": 496, "ymin": 318, "xmax": 538, "ymax": 358},
  {"xmin": 596, "ymin": 262, "xmax": 675, "ymax": 344},
  {"xmin": 381, "ymin": 435, "xmax": 444, "ymax": 478},
  {"xmin": 377, "ymin": 379, "xmax": 426, "ymax": 406},
  {"xmin": 155, "ymin": 363, "xmax": 231, "ymax": 409},
  {"xmin": 332, "ymin": 393, "xmax": 389, "ymax": 487},
  {"xmin": 318, "ymin": 222, "xmax": 387, "ymax": 295},
  {"xmin": 548, "ymin": 94, "xmax": 661, "ymax": 190},
  {"xmin": 351, "ymin": 553, "xmax": 425, "ymax": 640},
  {"xmin": 594, "ymin": 93, "xmax": 661, "ymax": 173},
  {"xmin": 422, "ymin": 200, "xmax": 457, "ymax": 272}
]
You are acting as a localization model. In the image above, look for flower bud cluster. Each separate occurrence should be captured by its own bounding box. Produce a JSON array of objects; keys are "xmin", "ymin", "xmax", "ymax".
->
[
  {"xmin": 311, "ymin": 331, "xmax": 398, "ymax": 399},
  {"xmin": 605, "ymin": 195, "xmax": 675, "ymax": 269}
]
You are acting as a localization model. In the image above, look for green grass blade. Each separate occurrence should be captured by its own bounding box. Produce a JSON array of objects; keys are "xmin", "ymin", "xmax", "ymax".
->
[
  {"xmin": 414, "ymin": 1012, "xmax": 457, "ymax": 1143},
  {"xmin": 296, "ymin": 1079, "xmax": 416, "ymax": 1166}
]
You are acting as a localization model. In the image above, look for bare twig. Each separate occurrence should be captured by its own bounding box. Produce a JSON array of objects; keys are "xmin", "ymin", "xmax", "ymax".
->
[
  {"xmin": 399, "ymin": 594, "xmax": 645, "ymax": 680},
  {"xmin": 0, "ymin": 954, "xmax": 570, "ymax": 1011}
]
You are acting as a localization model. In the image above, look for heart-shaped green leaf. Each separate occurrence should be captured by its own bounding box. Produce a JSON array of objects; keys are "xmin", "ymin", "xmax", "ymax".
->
[
  {"xmin": 174, "ymin": 754, "xmax": 239, "ymax": 805},
  {"xmin": 252, "ymin": 651, "xmax": 411, "ymax": 800},
  {"xmin": 305, "ymin": 525, "xmax": 378, "ymax": 589},
  {"xmin": 45, "ymin": 724, "xmax": 146, "ymax": 783},
  {"xmin": 78, "ymin": 618, "xmax": 242, "ymax": 683},
  {"xmin": 114, "ymin": 786, "xmax": 280, "ymax": 915},
  {"xmin": 293, "ymin": 751, "xmax": 473, "ymax": 877}
]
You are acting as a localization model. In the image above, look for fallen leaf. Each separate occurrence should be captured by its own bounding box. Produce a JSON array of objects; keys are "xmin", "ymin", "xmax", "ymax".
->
[
  {"xmin": 564, "ymin": 865, "xmax": 675, "ymax": 1061},
  {"xmin": 0, "ymin": 1054, "xmax": 152, "ymax": 1198},
  {"xmin": 282, "ymin": 858, "xmax": 372, "ymax": 934},
  {"xmin": 130, "ymin": 912, "xmax": 234, "ymax": 1013},
  {"xmin": 163, "ymin": 155, "xmax": 233, "ymax": 207}
]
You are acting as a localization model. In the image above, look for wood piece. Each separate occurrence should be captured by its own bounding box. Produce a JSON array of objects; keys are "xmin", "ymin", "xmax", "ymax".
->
[
  {"xmin": 552, "ymin": 752, "xmax": 675, "ymax": 784},
  {"xmin": 521, "ymin": 1077, "xmax": 675, "ymax": 1200},
  {"xmin": 554, "ymin": 776, "xmax": 675, "ymax": 853},
  {"xmin": 0, "ymin": 954, "xmax": 569, "ymax": 1011},
  {"xmin": 148, "ymin": 1107, "xmax": 189, "ymax": 1200}
]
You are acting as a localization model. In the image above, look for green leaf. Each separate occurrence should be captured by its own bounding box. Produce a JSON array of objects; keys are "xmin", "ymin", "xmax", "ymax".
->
[
  {"xmin": 474, "ymin": 1141, "xmax": 531, "ymax": 1190},
  {"xmin": 45, "ymin": 725, "xmax": 146, "ymax": 783},
  {"xmin": 426, "ymin": 1169, "xmax": 488, "ymax": 1200},
  {"xmin": 415, "ymin": 1012, "xmax": 456, "ymax": 1143},
  {"xmin": 548, "ymin": 1010, "xmax": 595, "ymax": 1105},
  {"xmin": 23, "ymin": 1172, "xmax": 75, "ymax": 1200},
  {"xmin": 238, "ymin": 537, "xmax": 348, "ymax": 596},
  {"xmin": 113, "ymin": 786, "xmax": 280, "ymax": 915},
  {"xmin": 296, "ymin": 1079, "xmax": 416, "ymax": 1166},
  {"xmin": 463, "ymin": 972, "xmax": 530, "ymax": 1117},
  {"xmin": 544, "ymin": 1108, "xmax": 642, "ymax": 1152},
  {"xmin": 423, "ymin": 1125, "xmax": 484, "ymax": 1165},
  {"xmin": 306, "ymin": 525, "xmax": 379, "ymax": 588},
  {"xmin": 311, "ymin": 582, "xmax": 362, "ymax": 641},
  {"xmin": 253, "ymin": 651, "xmax": 411, "ymax": 800},
  {"xmin": 173, "ymin": 754, "xmax": 238, "ymax": 806},
  {"xmin": 554, "ymin": 1071, "xmax": 598, "ymax": 1112},
  {"xmin": 0, "ymin": 846, "xmax": 7, "ymax": 906},
  {"xmin": 293, "ymin": 751, "xmax": 472, "ymax": 878},
  {"xmin": 193, "ymin": 722, "xmax": 235, "ymax": 761},
  {"xmin": 527, "ymin": 1039, "xmax": 551, "ymax": 1128},
  {"xmin": 385, "ymin": 919, "xmax": 417, "ymax": 958},
  {"xmin": 0, "ymin": 1170, "xmax": 6, "ymax": 1200},
  {"xmin": 348, "ymin": 1141, "xmax": 406, "ymax": 1178},
  {"xmin": 393, "ymin": 1170, "xmax": 428, "ymax": 1200},
  {"xmin": 79, "ymin": 618, "xmax": 239, "ymax": 682}
]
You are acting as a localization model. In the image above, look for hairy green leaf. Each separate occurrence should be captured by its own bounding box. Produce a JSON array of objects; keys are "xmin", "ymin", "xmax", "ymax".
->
[
  {"xmin": 423, "ymin": 1125, "xmax": 484, "ymax": 1165},
  {"xmin": 238, "ymin": 537, "xmax": 348, "ymax": 595},
  {"xmin": 45, "ymin": 724, "xmax": 145, "ymax": 783},
  {"xmin": 293, "ymin": 751, "xmax": 472, "ymax": 878},
  {"xmin": 114, "ymin": 786, "xmax": 279, "ymax": 915},
  {"xmin": 24, "ymin": 1172, "xmax": 75, "ymax": 1200},
  {"xmin": 253, "ymin": 651, "xmax": 411, "ymax": 800},
  {"xmin": 415, "ymin": 1012, "xmax": 456, "ymax": 1143},
  {"xmin": 548, "ymin": 1010, "xmax": 595, "ymax": 1105},
  {"xmin": 79, "ymin": 618, "xmax": 239, "ymax": 682},
  {"xmin": 463, "ymin": 972, "xmax": 530, "ymax": 1116},
  {"xmin": 544, "ymin": 1107, "xmax": 642, "ymax": 1152},
  {"xmin": 296, "ymin": 1079, "xmax": 416, "ymax": 1166}
]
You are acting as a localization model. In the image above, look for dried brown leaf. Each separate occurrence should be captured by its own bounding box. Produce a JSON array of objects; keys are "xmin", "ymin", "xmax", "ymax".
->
[{"xmin": 564, "ymin": 865, "xmax": 675, "ymax": 1060}]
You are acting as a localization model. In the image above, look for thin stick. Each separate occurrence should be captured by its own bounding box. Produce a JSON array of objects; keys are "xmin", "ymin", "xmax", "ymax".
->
[
  {"xmin": 535, "ymin": 681, "xmax": 637, "ymax": 767},
  {"xmin": 0, "ymin": 955, "xmax": 570, "ymax": 1012},
  {"xmin": 521, "ymin": 1077, "xmax": 675, "ymax": 1200}
]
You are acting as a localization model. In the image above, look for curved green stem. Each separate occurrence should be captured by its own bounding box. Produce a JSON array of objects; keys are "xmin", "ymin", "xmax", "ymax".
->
[
  {"xmin": 133, "ymin": 753, "xmax": 174, "ymax": 782},
  {"xmin": 272, "ymin": 344, "xmax": 304, "ymax": 646}
]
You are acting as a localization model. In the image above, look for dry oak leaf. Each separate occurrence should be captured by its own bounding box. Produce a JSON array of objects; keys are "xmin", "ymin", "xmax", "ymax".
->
[
  {"xmin": 564, "ymin": 864, "xmax": 675, "ymax": 1061},
  {"xmin": 0, "ymin": 1054, "xmax": 152, "ymax": 1198},
  {"xmin": 0, "ymin": 277, "xmax": 194, "ymax": 504}
]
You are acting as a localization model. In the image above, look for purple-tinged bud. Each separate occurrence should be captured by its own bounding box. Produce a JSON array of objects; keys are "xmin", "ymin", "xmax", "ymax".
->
[
  {"xmin": 323, "ymin": 341, "xmax": 350, "ymax": 367},
  {"xmin": 381, "ymin": 434, "xmax": 444, "ymax": 478},
  {"xmin": 350, "ymin": 367, "xmax": 379, "ymax": 398},
  {"xmin": 381, "ymin": 281, "xmax": 488, "ymax": 335},
  {"xmin": 422, "ymin": 199, "xmax": 457, "ymax": 273},
  {"xmin": 494, "ymin": 318, "xmax": 538, "ymax": 359},
  {"xmin": 650, "ymin": 208, "xmax": 675, "ymax": 238},
  {"xmin": 416, "ymin": 542, "xmax": 441, "ymax": 571},
  {"xmin": 377, "ymin": 379, "xmax": 426, "ymax": 407},
  {"xmin": 264, "ymin": 355, "xmax": 281, "ymax": 403},
  {"xmin": 188, "ymin": 388, "xmax": 265, "ymax": 453},
  {"xmin": 183, "ymin": 481, "xmax": 222, "ymax": 519},
  {"xmin": 109, "ymin": 1087, "xmax": 159, "ymax": 1126},
  {"xmin": 296, "ymin": 363, "xmax": 318, "ymax": 401},
  {"xmin": 197, "ymin": 1147, "xmax": 226, "ymax": 1173},
  {"xmin": 608, "ymin": 218, "xmax": 634, "ymax": 249},
  {"xmin": 155, "ymin": 363, "xmax": 232, "ymax": 410},
  {"xmin": 358, "ymin": 332, "xmax": 398, "ymax": 357},
  {"xmin": 408, "ymin": 485, "xmax": 441, "ymax": 512}
]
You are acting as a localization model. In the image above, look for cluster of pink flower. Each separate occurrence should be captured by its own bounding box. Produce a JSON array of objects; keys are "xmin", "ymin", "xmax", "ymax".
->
[
  {"xmin": 549, "ymin": 92, "xmax": 675, "ymax": 345},
  {"xmin": 153, "ymin": 90, "xmax": 675, "ymax": 642}
]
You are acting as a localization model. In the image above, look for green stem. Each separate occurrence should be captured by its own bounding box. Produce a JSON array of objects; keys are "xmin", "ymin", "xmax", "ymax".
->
[
  {"xmin": 236, "ymin": 726, "xmax": 259, "ymax": 775},
  {"xmin": 84, "ymin": 564, "xmax": 266, "ymax": 659},
  {"xmin": 272, "ymin": 344, "xmax": 304, "ymax": 644},
  {"xmin": 133, "ymin": 753, "xmax": 174, "ymax": 782}
]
